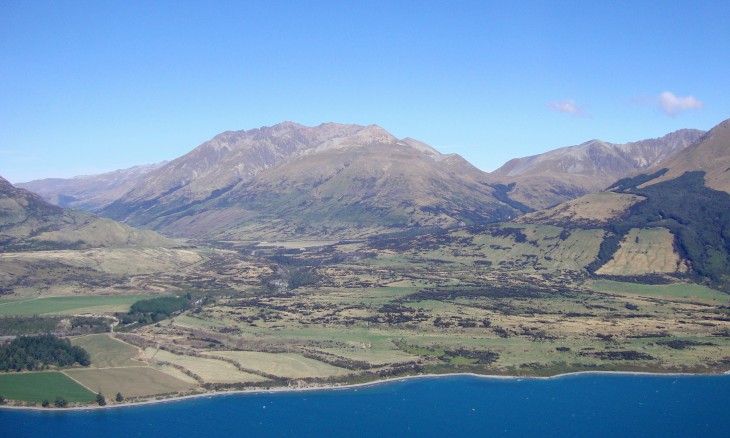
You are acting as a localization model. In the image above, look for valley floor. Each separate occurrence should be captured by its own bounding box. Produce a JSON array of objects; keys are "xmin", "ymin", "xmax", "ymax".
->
[{"xmin": 2, "ymin": 233, "xmax": 730, "ymax": 408}]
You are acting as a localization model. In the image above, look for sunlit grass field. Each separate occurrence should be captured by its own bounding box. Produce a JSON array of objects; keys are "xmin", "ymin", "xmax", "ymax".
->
[
  {"xmin": 0, "ymin": 295, "xmax": 151, "ymax": 316},
  {"xmin": 0, "ymin": 372, "xmax": 96, "ymax": 403}
]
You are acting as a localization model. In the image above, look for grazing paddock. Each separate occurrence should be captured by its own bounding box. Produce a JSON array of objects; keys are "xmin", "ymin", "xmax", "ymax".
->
[
  {"xmin": 597, "ymin": 228, "xmax": 685, "ymax": 275},
  {"xmin": 0, "ymin": 372, "xmax": 96, "ymax": 403},
  {"xmin": 63, "ymin": 367, "xmax": 197, "ymax": 398},
  {"xmin": 0, "ymin": 295, "xmax": 149, "ymax": 316},
  {"xmin": 215, "ymin": 351, "xmax": 350, "ymax": 379},
  {"xmin": 590, "ymin": 279, "xmax": 730, "ymax": 303},
  {"xmin": 319, "ymin": 347, "xmax": 420, "ymax": 366},
  {"xmin": 71, "ymin": 334, "xmax": 145, "ymax": 368},
  {"xmin": 144, "ymin": 349, "xmax": 269, "ymax": 384}
]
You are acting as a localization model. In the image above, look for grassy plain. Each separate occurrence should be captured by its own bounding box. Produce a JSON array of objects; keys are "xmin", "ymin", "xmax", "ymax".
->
[
  {"xmin": 0, "ymin": 372, "xmax": 96, "ymax": 403},
  {"xmin": 3, "ymin": 221, "xmax": 730, "ymax": 405},
  {"xmin": 0, "ymin": 295, "xmax": 150, "ymax": 316},
  {"xmin": 122, "ymin": 225, "xmax": 729, "ymax": 382},
  {"xmin": 589, "ymin": 279, "xmax": 730, "ymax": 303}
]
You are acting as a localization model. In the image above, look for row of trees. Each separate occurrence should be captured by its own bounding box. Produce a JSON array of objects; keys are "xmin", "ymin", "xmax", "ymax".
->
[
  {"xmin": 39, "ymin": 392, "xmax": 123, "ymax": 408},
  {"xmin": 94, "ymin": 392, "xmax": 124, "ymax": 406}
]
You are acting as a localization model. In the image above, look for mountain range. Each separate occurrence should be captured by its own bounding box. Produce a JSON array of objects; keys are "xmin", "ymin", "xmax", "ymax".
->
[
  {"xmin": 43, "ymin": 123, "xmax": 525, "ymax": 240},
  {"xmin": 490, "ymin": 128, "xmax": 704, "ymax": 209},
  {"xmin": 18, "ymin": 162, "xmax": 166, "ymax": 212},
  {"xmin": 4, "ymin": 117, "xmax": 730, "ymax": 289},
  {"xmin": 16, "ymin": 122, "xmax": 705, "ymax": 241}
]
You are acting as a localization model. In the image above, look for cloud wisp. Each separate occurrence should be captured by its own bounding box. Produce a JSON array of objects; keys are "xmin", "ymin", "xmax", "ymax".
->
[
  {"xmin": 657, "ymin": 91, "xmax": 703, "ymax": 117},
  {"xmin": 547, "ymin": 99, "xmax": 589, "ymax": 117}
]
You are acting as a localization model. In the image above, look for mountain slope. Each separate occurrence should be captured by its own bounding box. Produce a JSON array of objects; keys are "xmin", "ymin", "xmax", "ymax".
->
[
  {"xmin": 492, "ymin": 129, "xmax": 704, "ymax": 209},
  {"xmin": 102, "ymin": 122, "xmax": 374, "ymax": 222},
  {"xmin": 0, "ymin": 176, "xmax": 172, "ymax": 251},
  {"xmin": 518, "ymin": 118, "xmax": 730, "ymax": 289},
  {"xmin": 100, "ymin": 122, "xmax": 521, "ymax": 240}
]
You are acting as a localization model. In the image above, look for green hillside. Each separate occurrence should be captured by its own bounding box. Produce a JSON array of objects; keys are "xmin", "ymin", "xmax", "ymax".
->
[{"xmin": 589, "ymin": 171, "xmax": 730, "ymax": 289}]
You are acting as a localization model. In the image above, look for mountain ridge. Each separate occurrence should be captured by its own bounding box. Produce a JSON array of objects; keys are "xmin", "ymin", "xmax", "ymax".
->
[
  {"xmin": 16, "ymin": 121, "xmax": 710, "ymax": 242},
  {"xmin": 491, "ymin": 128, "xmax": 705, "ymax": 209},
  {"xmin": 98, "ymin": 122, "xmax": 519, "ymax": 240}
]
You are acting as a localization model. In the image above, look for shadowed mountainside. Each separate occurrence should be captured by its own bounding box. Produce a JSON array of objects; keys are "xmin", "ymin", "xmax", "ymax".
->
[
  {"xmin": 518, "ymin": 118, "xmax": 730, "ymax": 289},
  {"xmin": 0, "ymin": 176, "xmax": 172, "ymax": 251}
]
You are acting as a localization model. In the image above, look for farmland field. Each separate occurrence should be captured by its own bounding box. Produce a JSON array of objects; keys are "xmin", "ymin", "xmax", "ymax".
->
[
  {"xmin": 143, "ymin": 348, "xmax": 270, "ymax": 383},
  {"xmin": 589, "ymin": 279, "xmax": 730, "ymax": 303},
  {"xmin": 63, "ymin": 367, "xmax": 197, "ymax": 398},
  {"xmin": 214, "ymin": 351, "xmax": 350, "ymax": 378},
  {"xmin": 0, "ymin": 295, "xmax": 151, "ymax": 316},
  {"xmin": 0, "ymin": 372, "xmax": 96, "ymax": 403},
  {"xmin": 3, "ymin": 219, "xmax": 730, "ymax": 405},
  {"xmin": 71, "ymin": 334, "xmax": 145, "ymax": 368},
  {"xmin": 596, "ymin": 228, "xmax": 684, "ymax": 275}
]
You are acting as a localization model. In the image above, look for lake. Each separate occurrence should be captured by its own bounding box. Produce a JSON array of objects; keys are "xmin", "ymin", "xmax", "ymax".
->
[{"xmin": 2, "ymin": 373, "xmax": 729, "ymax": 437}]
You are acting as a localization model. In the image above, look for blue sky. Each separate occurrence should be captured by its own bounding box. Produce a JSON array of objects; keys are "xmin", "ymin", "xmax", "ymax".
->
[{"xmin": 1, "ymin": 1, "xmax": 729, "ymax": 183}]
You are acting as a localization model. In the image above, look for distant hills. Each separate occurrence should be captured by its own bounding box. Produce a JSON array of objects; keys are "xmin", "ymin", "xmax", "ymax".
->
[
  {"xmin": 18, "ymin": 162, "xmax": 166, "ymax": 212},
  {"xmin": 17, "ymin": 122, "xmax": 704, "ymax": 242},
  {"xmin": 491, "ymin": 128, "xmax": 704, "ymax": 209}
]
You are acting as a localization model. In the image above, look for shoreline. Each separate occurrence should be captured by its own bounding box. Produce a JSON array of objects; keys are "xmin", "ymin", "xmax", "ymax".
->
[{"xmin": 2, "ymin": 369, "xmax": 728, "ymax": 413}]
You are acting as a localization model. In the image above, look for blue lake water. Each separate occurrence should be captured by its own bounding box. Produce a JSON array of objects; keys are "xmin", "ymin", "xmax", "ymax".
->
[{"xmin": 2, "ymin": 373, "xmax": 730, "ymax": 437}]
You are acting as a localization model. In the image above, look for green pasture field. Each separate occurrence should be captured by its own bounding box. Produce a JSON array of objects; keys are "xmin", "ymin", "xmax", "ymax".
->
[
  {"xmin": 0, "ymin": 295, "xmax": 152, "ymax": 316},
  {"xmin": 319, "ymin": 347, "xmax": 420, "ymax": 365},
  {"xmin": 255, "ymin": 240, "xmax": 339, "ymax": 249},
  {"xmin": 589, "ymin": 279, "xmax": 730, "ymax": 303},
  {"xmin": 0, "ymin": 372, "xmax": 96, "ymax": 403}
]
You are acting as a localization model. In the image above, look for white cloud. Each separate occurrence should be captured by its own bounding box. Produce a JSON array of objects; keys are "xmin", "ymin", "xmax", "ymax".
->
[
  {"xmin": 547, "ymin": 99, "xmax": 588, "ymax": 117},
  {"xmin": 658, "ymin": 91, "xmax": 703, "ymax": 117}
]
